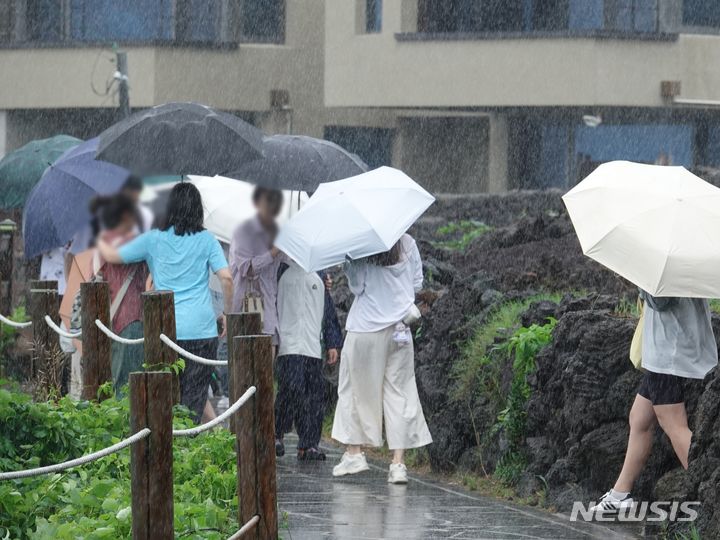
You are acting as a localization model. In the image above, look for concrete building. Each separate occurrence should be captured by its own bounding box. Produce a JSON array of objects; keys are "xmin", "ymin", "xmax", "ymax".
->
[{"xmin": 3, "ymin": 1, "xmax": 720, "ymax": 193}]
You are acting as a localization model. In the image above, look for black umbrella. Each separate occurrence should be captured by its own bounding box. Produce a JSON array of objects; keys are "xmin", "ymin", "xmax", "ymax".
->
[
  {"xmin": 229, "ymin": 134, "xmax": 369, "ymax": 192},
  {"xmin": 96, "ymin": 102, "xmax": 264, "ymax": 176}
]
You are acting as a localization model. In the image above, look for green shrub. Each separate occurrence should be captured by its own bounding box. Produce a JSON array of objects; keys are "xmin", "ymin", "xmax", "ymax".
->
[
  {"xmin": 496, "ymin": 319, "xmax": 557, "ymax": 451},
  {"xmin": 494, "ymin": 452, "xmax": 527, "ymax": 487},
  {"xmin": 0, "ymin": 385, "xmax": 239, "ymax": 539}
]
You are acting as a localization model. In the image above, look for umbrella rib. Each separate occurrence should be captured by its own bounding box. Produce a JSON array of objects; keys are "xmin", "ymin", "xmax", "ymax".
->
[{"xmin": 650, "ymin": 204, "xmax": 680, "ymax": 296}]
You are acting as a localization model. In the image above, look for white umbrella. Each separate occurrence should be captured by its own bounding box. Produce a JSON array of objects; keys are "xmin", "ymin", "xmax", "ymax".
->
[
  {"xmin": 563, "ymin": 160, "xmax": 720, "ymax": 297},
  {"xmin": 142, "ymin": 175, "xmax": 307, "ymax": 244},
  {"xmin": 275, "ymin": 166, "xmax": 435, "ymax": 271}
]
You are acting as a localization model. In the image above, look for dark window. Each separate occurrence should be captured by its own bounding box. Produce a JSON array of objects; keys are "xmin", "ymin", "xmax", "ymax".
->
[
  {"xmin": 683, "ymin": 0, "xmax": 720, "ymax": 27},
  {"xmin": 176, "ymin": 0, "xmax": 220, "ymax": 43},
  {"xmin": 323, "ymin": 126, "xmax": 394, "ymax": 170},
  {"xmin": 532, "ymin": 0, "xmax": 569, "ymax": 31},
  {"xmin": 26, "ymin": 0, "xmax": 63, "ymax": 42},
  {"xmin": 604, "ymin": 0, "xmax": 658, "ymax": 32},
  {"xmin": 241, "ymin": 0, "xmax": 285, "ymax": 43},
  {"xmin": 69, "ymin": 0, "xmax": 172, "ymax": 42},
  {"xmin": 365, "ymin": 0, "xmax": 382, "ymax": 33},
  {"xmin": 0, "ymin": 0, "xmax": 14, "ymax": 42}
]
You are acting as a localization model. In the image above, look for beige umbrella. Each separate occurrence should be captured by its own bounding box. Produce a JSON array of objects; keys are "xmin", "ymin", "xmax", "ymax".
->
[{"xmin": 563, "ymin": 160, "xmax": 720, "ymax": 297}]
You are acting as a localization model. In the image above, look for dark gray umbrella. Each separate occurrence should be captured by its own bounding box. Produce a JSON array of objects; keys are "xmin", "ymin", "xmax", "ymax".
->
[
  {"xmin": 229, "ymin": 134, "xmax": 369, "ymax": 192},
  {"xmin": 96, "ymin": 102, "xmax": 264, "ymax": 177}
]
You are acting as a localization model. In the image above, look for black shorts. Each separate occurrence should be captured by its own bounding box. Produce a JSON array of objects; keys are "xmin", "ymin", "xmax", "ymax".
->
[{"xmin": 637, "ymin": 371, "xmax": 685, "ymax": 405}]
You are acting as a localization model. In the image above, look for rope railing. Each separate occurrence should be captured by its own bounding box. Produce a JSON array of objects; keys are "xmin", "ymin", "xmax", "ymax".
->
[
  {"xmin": 0, "ymin": 313, "xmax": 32, "ymax": 328},
  {"xmin": 44, "ymin": 315, "xmax": 81, "ymax": 339},
  {"xmin": 159, "ymin": 333, "xmax": 228, "ymax": 366},
  {"xmin": 227, "ymin": 515, "xmax": 260, "ymax": 540},
  {"xmin": 0, "ymin": 428, "xmax": 151, "ymax": 481},
  {"xmin": 95, "ymin": 319, "xmax": 145, "ymax": 345},
  {"xmin": 173, "ymin": 386, "xmax": 256, "ymax": 438}
]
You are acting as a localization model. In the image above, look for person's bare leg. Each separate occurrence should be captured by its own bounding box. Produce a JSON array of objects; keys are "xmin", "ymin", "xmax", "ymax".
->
[
  {"xmin": 201, "ymin": 399, "xmax": 216, "ymax": 424},
  {"xmin": 654, "ymin": 403, "xmax": 691, "ymax": 469},
  {"xmin": 347, "ymin": 445, "xmax": 362, "ymax": 455},
  {"xmin": 614, "ymin": 395, "xmax": 657, "ymax": 492},
  {"xmin": 392, "ymin": 449, "xmax": 405, "ymax": 465}
]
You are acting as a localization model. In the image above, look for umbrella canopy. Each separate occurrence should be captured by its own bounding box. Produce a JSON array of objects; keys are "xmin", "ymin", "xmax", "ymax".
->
[
  {"xmin": 229, "ymin": 134, "xmax": 369, "ymax": 191},
  {"xmin": 22, "ymin": 138, "xmax": 130, "ymax": 258},
  {"xmin": 275, "ymin": 166, "xmax": 435, "ymax": 272},
  {"xmin": 0, "ymin": 135, "xmax": 81, "ymax": 209},
  {"xmin": 96, "ymin": 102, "xmax": 264, "ymax": 177},
  {"xmin": 563, "ymin": 160, "xmax": 720, "ymax": 297},
  {"xmin": 144, "ymin": 176, "xmax": 308, "ymax": 244}
]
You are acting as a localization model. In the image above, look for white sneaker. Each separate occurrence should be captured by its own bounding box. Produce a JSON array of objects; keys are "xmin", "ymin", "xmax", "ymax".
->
[
  {"xmin": 589, "ymin": 491, "xmax": 634, "ymax": 514},
  {"xmin": 332, "ymin": 452, "xmax": 370, "ymax": 477},
  {"xmin": 387, "ymin": 463, "xmax": 408, "ymax": 484}
]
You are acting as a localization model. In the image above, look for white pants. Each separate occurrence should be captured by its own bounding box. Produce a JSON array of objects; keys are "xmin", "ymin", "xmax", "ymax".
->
[{"xmin": 331, "ymin": 326, "xmax": 433, "ymax": 450}]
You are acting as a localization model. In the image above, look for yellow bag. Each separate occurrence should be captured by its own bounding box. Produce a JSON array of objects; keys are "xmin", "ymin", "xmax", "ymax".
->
[{"xmin": 629, "ymin": 298, "xmax": 645, "ymax": 370}]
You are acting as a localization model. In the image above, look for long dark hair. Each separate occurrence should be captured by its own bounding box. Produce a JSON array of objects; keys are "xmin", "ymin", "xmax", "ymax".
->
[
  {"xmin": 365, "ymin": 240, "xmax": 402, "ymax": 267},
  {"xmin": 162, "ymin": 182, "xmax": 205, "ymax": 236}
]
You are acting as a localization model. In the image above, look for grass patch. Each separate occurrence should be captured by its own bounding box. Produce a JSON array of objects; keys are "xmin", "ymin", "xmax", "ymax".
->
[
  {"xmin": 432, "ymin": 220, "xmax": 492, "ymax": 251},
  {"xmin": 451, "ymin": 293, "xmax": 562, "ymax": 405}
]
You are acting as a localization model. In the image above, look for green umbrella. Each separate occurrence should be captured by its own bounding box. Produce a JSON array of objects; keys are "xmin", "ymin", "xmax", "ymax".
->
[{"xmin": 0, "ymin": 135, "xmax": 82, "ymax": 209}]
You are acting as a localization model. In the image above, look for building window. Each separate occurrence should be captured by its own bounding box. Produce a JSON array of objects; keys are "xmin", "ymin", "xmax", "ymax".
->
[
  {"xmin": 176, "ymin": 0, "xmax": 220, "ymax": 43},
  {"xmin": 683, "ymin": 0, "xmax": 720, "ymax": 28},
  {"xmin": 416, "ymin": 0, "xmax": 659, "ymax": 34},
  {"xmin": 26, "ymin": 0, "xmax": 64, "ymax": 42},
  {"xmin": 240, "ymin": 0, "xmax": 285, "ymax": 43},
  {"xmin": 69, "ymin": 0, "xmax": 173, "ymax": 42},
  {"xmin": 324, "ymin": 126, "xmax": 394, "ymax": 170},
  {"xmin": 365, "ymin": 0, "xmax": 382, "ymax": 33},
  {"xmin": 604, "ymin": 0, "xmax": 658, "ymax": 32},
  {"xmin": 0, "ymin": 0, "xmax": 15, "ymax": 42}
]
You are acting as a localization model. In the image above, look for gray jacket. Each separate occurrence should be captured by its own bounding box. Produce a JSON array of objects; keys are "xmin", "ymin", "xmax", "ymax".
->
[{"xmin": 640, "ymin": 291, "xmax": 718, "ymax": 379}]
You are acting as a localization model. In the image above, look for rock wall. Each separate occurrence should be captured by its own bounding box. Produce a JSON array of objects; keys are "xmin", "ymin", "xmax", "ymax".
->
[{"xmin": 331, "ymin": 189, "xmax": 719, "ymax": 534}]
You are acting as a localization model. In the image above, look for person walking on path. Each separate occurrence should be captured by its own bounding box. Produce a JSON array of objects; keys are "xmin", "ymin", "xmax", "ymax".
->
[
  {"xmin": 229, "ymin": 187, "xmax": 285, "ymax": 346},
  {"xmin": 91, "ymin": 194, "xmax": 149, "ymax": 396},
  {"xmin": 275, "ymin": 260, "xmax": 343, "ymax": 460},
  {"xmin": 331, "ymin": 233, "xmax": 433, "ymax": 484},
  {"xmin": 590, "ymin": 291, "xmax": 717, "ymax": 513},
  {"xmin": 98, "ymin": 183, "xmax": 233, "ymax": 422}
]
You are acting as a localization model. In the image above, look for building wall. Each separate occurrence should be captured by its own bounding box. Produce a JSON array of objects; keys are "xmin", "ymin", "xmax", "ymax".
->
[{"xmin": 325, "ymin": 0, "xmax": 720, "ymax": 108}]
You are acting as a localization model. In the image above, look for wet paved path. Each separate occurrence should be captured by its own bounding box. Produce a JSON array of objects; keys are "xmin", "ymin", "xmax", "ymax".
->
[{"xmin": 276, "ymin": 439, "xmax": 642, "ymax": 540}]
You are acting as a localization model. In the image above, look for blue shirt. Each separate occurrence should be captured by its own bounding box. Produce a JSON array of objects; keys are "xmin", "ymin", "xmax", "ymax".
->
[{"xmin": 119, "ymin": 227, "xmax": 228, "ymax": 340}]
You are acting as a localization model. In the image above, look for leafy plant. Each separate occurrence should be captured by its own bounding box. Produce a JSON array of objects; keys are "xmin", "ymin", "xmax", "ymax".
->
[
  {"xmin": 493, "ymin": 452, "xmax": 526, "ymax": 487},
  {"xmin": 433, "ymin": 220, "xmax": 492, "ymax": 251},
  {"xmin": 452, "ymin": 294, "xmax": 561, "ymax": 404},
  {"xmin": 0, "ymin": 385, "xmax": 239, "ymax": 539},
  {"xmin": 496, "ymin": 318, "xmax": 556, "ymax": 451}
]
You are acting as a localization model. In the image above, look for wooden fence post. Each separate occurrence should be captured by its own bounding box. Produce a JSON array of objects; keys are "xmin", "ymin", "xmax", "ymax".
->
[
  {"xmin": 142, "ymin": 291, "xmax": 178, "ymax": 401},
  {"xmin": 0, "ymin": 219, "xmax": 15, "ymax": 317},
  {"xmin": 226, "ymin": 312, "xmax": 262, "ymax": 432},
  {"xmin": 28, "ymin": 280, "xmax": 58, "ymax": 383},
  {"xmin": 80, "ymin": 281, "xmax": 111, "ymax": 400},
  {"xmin": 130, "ymin": 371, "xmax": 174, "ymax": 540},
  {"xmin": 232, "ymin": 335, "xmax": 277, "ymax": 540}
]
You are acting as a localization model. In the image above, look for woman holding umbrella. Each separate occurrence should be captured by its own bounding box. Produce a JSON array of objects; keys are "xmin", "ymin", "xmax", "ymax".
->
[
  {"xmin": 590, "ymin": 292, "xmax": 717, "ymax": 514},
  {"xmin": 331, "ymin": 233, "xmax": 433, "ymax": 484},
  {"xmin": 97, "ymin": 183, "xmax": 234, "ymax": 423}
]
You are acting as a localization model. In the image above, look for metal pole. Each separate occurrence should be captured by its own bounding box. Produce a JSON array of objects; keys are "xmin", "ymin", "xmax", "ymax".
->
[{"xmin": 116, "ymin": 50, "xmax": 131, "ymax": 118}]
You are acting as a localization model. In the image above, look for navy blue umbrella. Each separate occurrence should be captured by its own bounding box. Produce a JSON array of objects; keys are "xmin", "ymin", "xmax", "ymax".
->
[{"xmin": 23, "ymin": 138, "xmax": 130, "ymax": 258}]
